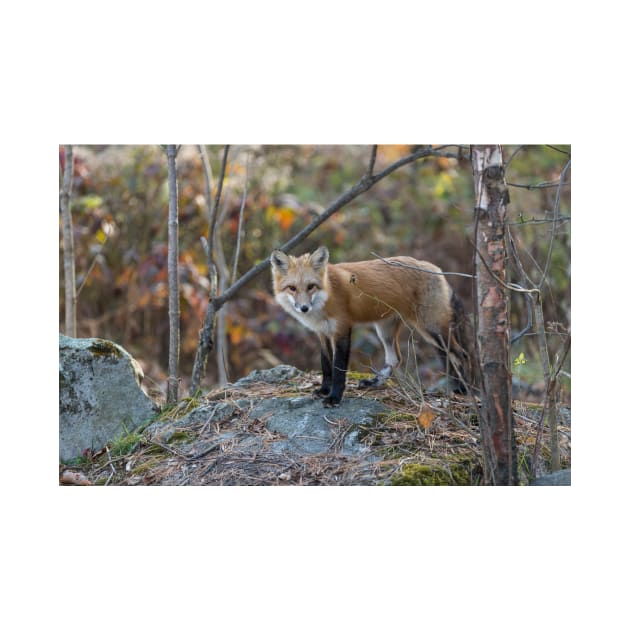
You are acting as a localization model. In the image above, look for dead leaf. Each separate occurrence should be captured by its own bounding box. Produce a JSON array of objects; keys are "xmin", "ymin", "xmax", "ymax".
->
[
  {"xmin": 418, "ymin": 407, "xmax": 436, "ymax": 429},
  {"xmin": 60, "ymin": 470, "xmax": 93, "ymax": 486}
]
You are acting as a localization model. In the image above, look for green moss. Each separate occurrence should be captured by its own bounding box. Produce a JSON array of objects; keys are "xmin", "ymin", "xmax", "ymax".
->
[
  {"xmin": 109, "ymin": 431, "xmax": 141, "ymax": 457},
  {"xmin": 391, "ymin": 464, "xmax": 452, "ymax": 485},
  {"xmin": 167, "ymin": 431, "xmax": 191, "ymax": 444},
  {"xmin": 158, "ymin": 397, "xmax": 201, "ymax": 422},
  {"xmin": 144, "ymin": 443, "xmax": 166, "ymax": 455},
  {"xmin": 390, "ymin": 455, "xmax": 482, "ymax": 486},
  {"xmin": 88, "ymin": 340, "xmax": 123, "ymax": 358},
  {"xmin": 65, "ymin": 454, "xmax": 89, "ymax": 467},
  {"xmin": 131, "ymin": 456, "xmax": 168, "ymax": 475},
  {"xmin": 346, "ymin": 371, "xmax": 373, "ymax": 382},
  {"xmin": 379, "ymin": 411, "xmax": 417, "ymax": 424}
]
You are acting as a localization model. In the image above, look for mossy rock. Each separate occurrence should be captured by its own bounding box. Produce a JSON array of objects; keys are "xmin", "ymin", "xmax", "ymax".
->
[{"xmin": 88, "ymin": 339, "xmax": 123, "ymax": 359}]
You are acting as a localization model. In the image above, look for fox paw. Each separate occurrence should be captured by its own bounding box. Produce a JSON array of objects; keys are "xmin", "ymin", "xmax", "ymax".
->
[
  {"xmin": 313, "ymin": 384, "xmax": 331, "ymax": 397},
  {"xmin": 323, "ymin": 396, "xmax": 341, "ymax": 407},
  {"xmin": 358, "ymin": 376, "xmax": 379, "ymax": 389},
  {"xmin": 358, "ymin": 365, "xmax": 392, "ymax": 389}
]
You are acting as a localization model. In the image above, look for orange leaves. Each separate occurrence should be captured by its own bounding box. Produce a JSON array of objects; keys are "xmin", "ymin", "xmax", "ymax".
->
[
  {"xmin": 378, "ymin": 145, "xmax": 413, "ymax": 162},
  {"xmin": 265, "ymin": 205, "xmax": 296, "ymax": 231},
  {"xmin": 228, "ymin": 323, "xmax": 245, "ymax": 345},
  {"xmin": 417, "ymin": 406, "xmax": 436, "ymax": 429}
]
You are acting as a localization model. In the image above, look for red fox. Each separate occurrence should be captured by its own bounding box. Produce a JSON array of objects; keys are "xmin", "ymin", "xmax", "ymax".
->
[{"xmin": 270, "ymin": 246, "xmax": 472, "ymax": 406}]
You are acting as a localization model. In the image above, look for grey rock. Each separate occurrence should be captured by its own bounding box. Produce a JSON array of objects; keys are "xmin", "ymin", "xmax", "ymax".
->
[
  {"xmin": 160, "ymin": 390, "xmax": 388, "ymax": 459},
  {"xmin": 59, "ymin": 335, "xmax": 159, "ymax": 462},
  {"xmin": 145, "ymin": 400, "xmax": 246, "ymax": 440},
  {"xmin": 232, "ymin": 364, "xmax": 302, "ymax": 387},
  {"xmin": 250, "ymin": 395, "xmax": 386, "ymax": 456},
  {"xmin": 531, "ymin": 469, "xmax": 571, "ymax": 486}
]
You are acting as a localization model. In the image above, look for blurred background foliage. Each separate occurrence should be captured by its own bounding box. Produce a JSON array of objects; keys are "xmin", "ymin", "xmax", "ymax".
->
[{"xmin": 59, "ymin": 145, "xmax": 570, "ymax": 400}]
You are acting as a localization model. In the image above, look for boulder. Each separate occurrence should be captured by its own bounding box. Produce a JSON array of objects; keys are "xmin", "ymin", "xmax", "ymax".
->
[
  {"xmin": 59, "ymin": 335, "xmax": 159, "ymax": 462},
  {"xmin": 250, "ymin": 395, "xmax": 386, "ymax": 456},
  {"xmin": 531, "ymin": 469, "xmax": 571, "ymax": 486},
  {"xmin": 232, "ymin": 364, "xmax": 301, "ymax": 387}
]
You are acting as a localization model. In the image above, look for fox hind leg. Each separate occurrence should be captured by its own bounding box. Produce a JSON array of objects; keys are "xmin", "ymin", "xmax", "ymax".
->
[{"xmin": 358, "ymin": 317, "xmax": 402, "ymax": 389}]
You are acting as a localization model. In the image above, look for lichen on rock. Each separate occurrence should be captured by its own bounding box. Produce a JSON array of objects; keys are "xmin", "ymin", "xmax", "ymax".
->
[{"xmin": 59, "ymin": 335, "xmax": 160, "ymax": 462}]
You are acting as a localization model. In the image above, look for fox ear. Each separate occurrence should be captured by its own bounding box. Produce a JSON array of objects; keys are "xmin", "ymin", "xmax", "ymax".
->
[
  {"xmin": 270, "ymin": 249, "xmax": 290, "ymax": 274},
  {"xmin": 309, "ymin": 246, "xmax": 329, "ymax": 271}
]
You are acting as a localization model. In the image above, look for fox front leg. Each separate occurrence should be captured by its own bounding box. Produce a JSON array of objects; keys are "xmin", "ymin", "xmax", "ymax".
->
[
  {"xmin": 314, "ymin": 335, "xmax": 333, "ymax": 397},
  {"xmin": 323, "ymin": 330, "xmax": 352, "ymax": 407}
]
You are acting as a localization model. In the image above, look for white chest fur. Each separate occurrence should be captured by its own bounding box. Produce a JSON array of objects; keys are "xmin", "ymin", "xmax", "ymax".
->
[
  {"xmin": 275, "ymin": 293, "xmax": 337, "ymax": 337},
  {"xmin": 291, "ymin": 309, "xmax": 338, "ymax": 337}
]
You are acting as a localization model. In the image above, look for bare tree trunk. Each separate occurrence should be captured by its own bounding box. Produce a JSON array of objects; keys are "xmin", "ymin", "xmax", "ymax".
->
[
  {"xmin": 214, "ymin": 228, "xmax": 230, "ymax": 385},
  {"xmin": 190, "ymin": 145, "xmax": 230, "ymax": 394},
  {"xmin": 60, "ymin": 145, "xmax": 77, "ymax": 337},
  {"xmin": 165, "ymin": 145, "xmax": 180, "ymax": 403},
  {"xmin": 471, "ymin": 145, "xmax": 517, "ymax": 485}
]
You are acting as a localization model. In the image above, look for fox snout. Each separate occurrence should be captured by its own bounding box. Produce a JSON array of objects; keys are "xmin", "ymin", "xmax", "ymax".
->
[{"xmin": 289, "ymin": 296, "xmax": 312, "ymax": 313}]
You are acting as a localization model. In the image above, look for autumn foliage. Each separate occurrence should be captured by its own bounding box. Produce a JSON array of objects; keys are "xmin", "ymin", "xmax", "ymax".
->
[{"xmin": 59, "ymin": 145, "xmax": 570, "ymax": 401}]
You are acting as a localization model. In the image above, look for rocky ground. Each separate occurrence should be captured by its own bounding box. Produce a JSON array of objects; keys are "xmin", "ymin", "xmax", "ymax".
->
[{"xmin": 60, "ymin": 366, "xmax": 571, "ymax": 486}]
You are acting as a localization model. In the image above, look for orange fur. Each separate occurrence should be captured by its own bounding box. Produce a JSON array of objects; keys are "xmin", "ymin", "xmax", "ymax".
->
[{"xmin": 270, "ymin": 246, "xmax": 470, "ymax": 405}]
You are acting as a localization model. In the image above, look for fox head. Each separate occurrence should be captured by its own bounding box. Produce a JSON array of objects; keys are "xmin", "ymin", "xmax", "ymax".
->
[{"xmin": 270, "ymin": 246, "xmax": 329, "ymax": 316}]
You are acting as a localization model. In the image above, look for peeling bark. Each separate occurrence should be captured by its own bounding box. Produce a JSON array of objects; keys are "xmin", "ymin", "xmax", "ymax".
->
[{"xmin": 472, "ymin": 145, "xmax": 517, "ymax": 485}]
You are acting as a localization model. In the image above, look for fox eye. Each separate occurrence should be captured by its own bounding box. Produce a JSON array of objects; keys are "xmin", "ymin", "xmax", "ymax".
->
[
  {"xmin": 287, "ymin": 285, "xmax": 297, "ymax": 292},
  {"xmin": 307, "ymin": 283, "xmax": 317, "ymax": 291}
]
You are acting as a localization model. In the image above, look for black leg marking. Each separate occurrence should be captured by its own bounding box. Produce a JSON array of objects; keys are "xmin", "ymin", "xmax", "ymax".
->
[
  {"xmin": 315, "ymin": 337, "xmax": 333, "ymax": 397},
  {"xmin": 323, "ymin": 330, "xmax": 352, "ymax": 407}
]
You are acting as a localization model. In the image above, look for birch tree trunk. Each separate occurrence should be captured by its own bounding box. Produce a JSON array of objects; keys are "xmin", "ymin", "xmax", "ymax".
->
[
  {"xmin": 471, "ymin": 145, "xmax": 517, "ymax": 485},
  {"xmin": 60, "ymin": 145, "xmax": 77, "ymax": 337},
  {"xmin": 166, "ymin": 145, "xmax": 180, "ymax": 403}
]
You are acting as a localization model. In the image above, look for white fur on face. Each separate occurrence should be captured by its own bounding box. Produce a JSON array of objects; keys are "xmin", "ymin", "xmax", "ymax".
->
[{"xmin": 275, "ymin": 290, "xmax": 336, "ymax": 335}]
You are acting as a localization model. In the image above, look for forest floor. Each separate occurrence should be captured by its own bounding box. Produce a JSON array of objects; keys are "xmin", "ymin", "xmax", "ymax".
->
[{"xmin": 60, "ymin": 368, "xmax": 570, "ymax": 486}]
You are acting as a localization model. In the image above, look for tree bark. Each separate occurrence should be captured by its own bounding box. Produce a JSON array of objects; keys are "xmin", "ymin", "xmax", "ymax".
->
[
  {"xmin": 60, "ymin": 145, "xmax": 77, "ymax": 337},
  {"xmin": 471, "ymin": 145, "xmax": 517, "ymax": 485},
  {"xmin": 190, "ymin": 146, "xmax": 230, "ymax": 395},
  {"xmin": 166, "ymin": 145, "xmax": 180, "ymax": 403}
]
